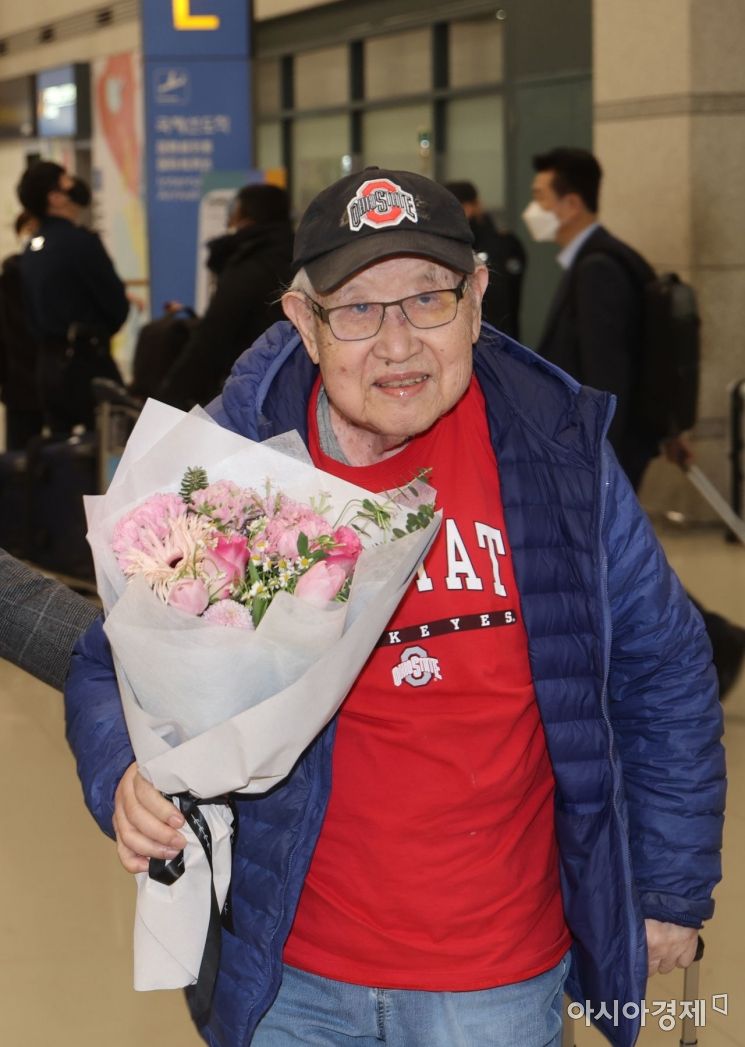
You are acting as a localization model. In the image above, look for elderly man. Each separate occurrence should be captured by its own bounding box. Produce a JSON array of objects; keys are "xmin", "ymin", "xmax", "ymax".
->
[{"xmin": 65, "ymin": 168, "xmax": 724, "ymax": 1047}]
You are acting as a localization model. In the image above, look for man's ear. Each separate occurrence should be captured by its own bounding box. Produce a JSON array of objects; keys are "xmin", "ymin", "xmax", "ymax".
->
[
  {"xmin": 563, "ymin": 191, "xmax": 587, "ymax": 220},
  {"xmin": 282, "ymin": 292, "xmax": 320, "ymax": 364},
  {"xmin": 469, "ymin": 266, "xmax": 490, "ymax": 342}
]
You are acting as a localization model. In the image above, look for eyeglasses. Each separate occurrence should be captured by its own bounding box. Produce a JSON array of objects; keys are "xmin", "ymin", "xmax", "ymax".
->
[{"xmin": 305, "ymin": 277, "xmax": 468, "ymax": 341}]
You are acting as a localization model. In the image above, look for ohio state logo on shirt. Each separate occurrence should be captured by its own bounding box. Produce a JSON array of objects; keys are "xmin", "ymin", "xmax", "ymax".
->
[
  {"xmin": 347, "ymin": 178, "xmax": 418, "ymax": 232},
  {"xmin": 392, "ymin": 645, "xmax": 443, "ymax": 689}
]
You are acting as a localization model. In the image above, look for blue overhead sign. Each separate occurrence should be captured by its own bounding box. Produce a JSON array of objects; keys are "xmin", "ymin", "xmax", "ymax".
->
[
  {"xmin": 142, "ymin": 1, "xmax": 249, "ymax": 58},
  {"xmin": 141, "ymin": 2, "xmax": 252, "ymax": 312}
]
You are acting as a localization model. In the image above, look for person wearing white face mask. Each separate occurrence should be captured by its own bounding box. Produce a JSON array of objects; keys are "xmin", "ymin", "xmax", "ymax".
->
[
  {"xmin": 521, "ymin": 198, "xmax": 561, "ymax": 244},
  {"xmin": 523, "ymin": 147, "xmax": 745, "ymax": 701},
  {"xmin": 523, "ymin": 147, "xmax": 659, "ymax": 485}
]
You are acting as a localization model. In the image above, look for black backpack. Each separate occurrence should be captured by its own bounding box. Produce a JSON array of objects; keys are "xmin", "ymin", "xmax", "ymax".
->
[
  {"xmin": 639, "ymin": 272, "xmax": 700, "ymax": 440},
  {"xmin": 579, "ymin": 243, "xmax": 701, "ymax": 441},
  {"xmin": 129, "ymin": 307, "xmax": 198, "ymax": 401}
]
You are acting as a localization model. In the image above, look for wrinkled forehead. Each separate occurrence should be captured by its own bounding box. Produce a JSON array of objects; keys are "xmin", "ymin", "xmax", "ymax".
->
[{"xmin": 323, "ymin": 256, "xmax": 463, "ymax": 305}]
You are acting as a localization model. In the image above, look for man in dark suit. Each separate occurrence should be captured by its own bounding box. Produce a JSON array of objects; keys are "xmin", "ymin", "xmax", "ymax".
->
[
  {"xmin": 524, "ymin": 146, "xmax": 745, "ymax": 698},
  {"xmin": 524, "ymin": 147, "xmax": 658, "ymax": 487}
]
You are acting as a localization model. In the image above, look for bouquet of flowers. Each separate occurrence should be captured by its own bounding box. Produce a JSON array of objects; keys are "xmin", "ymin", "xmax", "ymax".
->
[{"xmin": 85, "ymin": 399, "xmax": 440, "ymax": 999}]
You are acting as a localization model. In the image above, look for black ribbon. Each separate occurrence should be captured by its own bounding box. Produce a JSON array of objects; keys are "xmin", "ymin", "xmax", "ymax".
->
[{"xmin": 149, "ymin": 793, "xmax": 236, "ymax": 1024}]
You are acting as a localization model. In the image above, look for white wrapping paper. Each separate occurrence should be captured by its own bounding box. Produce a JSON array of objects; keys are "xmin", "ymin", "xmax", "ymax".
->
[{"xmin": 85, "ymin": 399, "xmax": 440, "ymax": 992}]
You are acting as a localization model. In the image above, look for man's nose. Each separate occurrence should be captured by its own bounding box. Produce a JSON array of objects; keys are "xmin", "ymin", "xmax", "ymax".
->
[{"xmin": 372, "ymin": 303, "xmax": 418, "ymax": 359}]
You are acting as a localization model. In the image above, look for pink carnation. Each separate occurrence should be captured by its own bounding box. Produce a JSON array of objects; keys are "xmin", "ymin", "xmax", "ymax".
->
[
  {"xmin": 259, "ymin": 497, "xmax": 332, "ymax": 558},
  {"xmin": 202, "ymin": 601, "xmax": 255, "ymax": 630},
  {"xmin": 191, "ymin": 481, "xmax": 258, "ymax": 530}
]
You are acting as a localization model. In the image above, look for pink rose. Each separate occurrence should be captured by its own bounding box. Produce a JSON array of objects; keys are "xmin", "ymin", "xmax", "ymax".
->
[
  {"xmin": 167, "ymin": 578, "xmax": 210, "ymax": 615},
  {"xmin": 326, "ymin": 525, "xmax": 363, "ymax": 574},
  {"xmin": 294, "ymin": 561, "xmax": 347, "ymax": 608},
  {"xmin": 203, "ymin": 535, "xmax": 250, "ymax": 599}
]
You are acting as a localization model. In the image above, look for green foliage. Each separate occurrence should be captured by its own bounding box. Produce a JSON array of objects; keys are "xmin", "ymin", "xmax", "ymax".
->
[
  {"xmin": 405, "ymin": 507, "xmax": 435, "ymax": 532},
  {"xmin": 180, "ymin": 466, "xmax": 209, "ymax": 502},
  {"xmin": 251, "ymin": 594, "xmax": 269, "ymax": 628}
]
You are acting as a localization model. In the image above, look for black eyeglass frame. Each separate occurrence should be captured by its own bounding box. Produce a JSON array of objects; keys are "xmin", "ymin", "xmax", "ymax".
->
[{"xmin": 304, "ymin": 276, "xmax": 469, "ymax": 341}]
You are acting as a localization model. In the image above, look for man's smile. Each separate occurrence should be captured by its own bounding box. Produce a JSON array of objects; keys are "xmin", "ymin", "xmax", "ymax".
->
[{"xmin": 373, "ymin": 373, "xmax": 430, "ymax": 395}]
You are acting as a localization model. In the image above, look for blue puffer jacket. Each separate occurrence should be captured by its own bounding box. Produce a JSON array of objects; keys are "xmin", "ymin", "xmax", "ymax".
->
[{"xmin": 65, "ymin": 321, "xmax": 725, "ymax": 1047}]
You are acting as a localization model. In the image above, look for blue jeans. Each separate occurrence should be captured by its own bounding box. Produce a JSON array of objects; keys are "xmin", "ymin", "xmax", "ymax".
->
[{"xmin": 252, "ymin": 952, "xmax": 571, "ymax": 1046}]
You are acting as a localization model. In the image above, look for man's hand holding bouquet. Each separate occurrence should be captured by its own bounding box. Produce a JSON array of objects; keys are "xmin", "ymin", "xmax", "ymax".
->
[{"xmin": 85, "ymin": 399, "xmax": 440, "ymax": 1009}]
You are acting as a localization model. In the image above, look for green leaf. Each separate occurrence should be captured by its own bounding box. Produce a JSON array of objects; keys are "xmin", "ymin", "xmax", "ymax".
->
[
  {"xmin": 180, "ymin": 466, "xmax": 209, "ymax": 502},
  {"xmin": 251, "ymin": 595, "xmax": 269, "ymax": 628}
]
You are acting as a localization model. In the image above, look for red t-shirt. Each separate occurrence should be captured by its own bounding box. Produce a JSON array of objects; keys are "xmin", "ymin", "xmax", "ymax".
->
[{"xmin": 284, "ymin": 377, "xmax": 570, "ymax": 990}]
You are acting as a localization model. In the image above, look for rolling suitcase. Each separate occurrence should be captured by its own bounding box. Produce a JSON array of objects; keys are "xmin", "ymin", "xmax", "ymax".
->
[
  {"xmin": 684, "ymin": 464, "xmax": 745, "ymax": 545},
  {"xmin": 0, "ymin": 448, "xmax": 30, "ymax": 558},
  {"xmin": 26, "ymin": 432, "xmax": 98, "ymax": 582},
  {"xmin": 92, "ymin": 377, "xmax": 141, "ymax": 491}
]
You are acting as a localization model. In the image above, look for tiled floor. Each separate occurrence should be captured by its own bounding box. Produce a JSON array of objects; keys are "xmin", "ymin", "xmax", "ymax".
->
[{"xmin": 1, "ymin": 525, "xmax": 743, "ymax": 1046}]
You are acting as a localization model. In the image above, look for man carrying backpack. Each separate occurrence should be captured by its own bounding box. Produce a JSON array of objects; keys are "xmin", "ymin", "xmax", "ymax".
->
[
  {"xmin": 524, "ymin": 145, "xmax": 745, "ymax": 697},
  {"xmin": 524, "ymin": 147, "xmax": 662, "ymax": 488}
]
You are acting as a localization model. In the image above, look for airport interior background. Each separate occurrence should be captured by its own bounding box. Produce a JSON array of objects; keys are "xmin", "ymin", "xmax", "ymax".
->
[{"xmin": 0, "ymin": 1, "xmax": 744, "ymax": 1044}]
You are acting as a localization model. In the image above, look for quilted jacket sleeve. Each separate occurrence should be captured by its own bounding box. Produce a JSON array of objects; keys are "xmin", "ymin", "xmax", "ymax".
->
[
  {"xmin": 602, "ymin": 455, "xmax": 725, "ymax": 927},
  {"xmin": 64, "ymin": 616, "xmax": 135, "ymax": 839}
]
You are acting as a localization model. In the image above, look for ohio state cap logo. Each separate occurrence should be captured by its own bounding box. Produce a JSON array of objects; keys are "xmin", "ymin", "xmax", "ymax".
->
[{"xmin": 347, "ymin": 178, "xmax": 418, "ymax": 233}]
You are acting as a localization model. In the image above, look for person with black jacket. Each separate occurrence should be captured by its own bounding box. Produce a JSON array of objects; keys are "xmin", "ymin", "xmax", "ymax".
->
[
  {"xmin": 0, "ymin": 212, "xmax": 44, "ymax": 450},
  {"xmin": 524, "ymin": 148, "xmax": 659, "ymax": 486},
  {"xmin": 524, "ymin": 145, "xmax": 745, "ymax": 697},
  {"xmin": 16, "ymin": 160, "xmax": 129, "ymax": 434},
  {"xmin": 445, "ymin": 180, "xmax": 525, "ymax": 340},
  {"xmin": 157, "ymin": 183, "xmax": 294, "ymax": 409}
]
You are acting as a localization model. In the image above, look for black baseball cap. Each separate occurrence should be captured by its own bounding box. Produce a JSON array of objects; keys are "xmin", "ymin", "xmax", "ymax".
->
[{"xmin": 293, "ymin": 167, "xmax": 475, "ymax": 293}]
